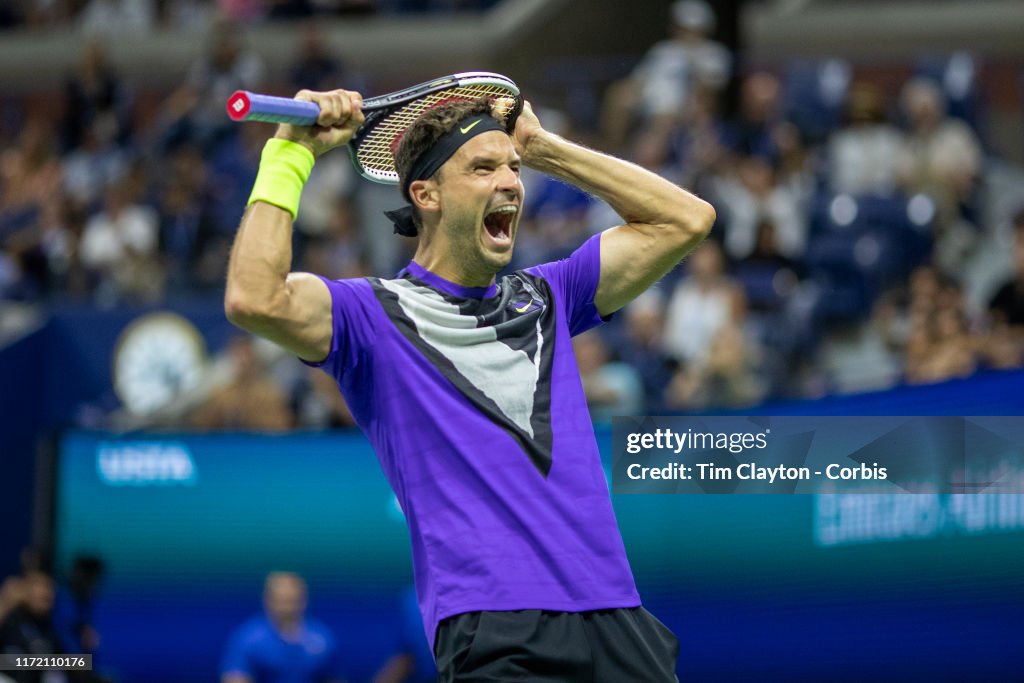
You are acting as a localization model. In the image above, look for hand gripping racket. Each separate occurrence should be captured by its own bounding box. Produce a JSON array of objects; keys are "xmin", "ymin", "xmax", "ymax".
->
[{"xmin": 226, "ymin": 71, "xmax": 522, "ymax": 184}]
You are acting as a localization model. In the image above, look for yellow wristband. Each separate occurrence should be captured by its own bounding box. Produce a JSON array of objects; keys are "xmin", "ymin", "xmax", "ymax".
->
[{"xmin": 247, "ymin": 138, "xmax": 315, "ymax": 220}]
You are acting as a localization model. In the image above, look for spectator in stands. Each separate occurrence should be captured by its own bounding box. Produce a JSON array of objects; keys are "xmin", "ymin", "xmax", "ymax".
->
[
  {"xmin": 53, "ymin": 556, "xmax": 105, "ymax": 669},
  {"xmin": 162, "ymin": 19, "xmax": 265, "ymax": 149},
  {"xmin": 988, "ymin": 213, "xmax": 1024, "ymax": 328},
  {"xmin": 573, "ymin": 329, "xmax": 644, "ymax": 421},
  {"xmin": 666, "ymin": 85, "xmax": 728, "ymax": 194},
  {"xmin": 734, "ymin": 219, "xmax": 802, "ymax": 313},
  {"xmin": 899, "ymin": 265, "xmax": 977, "ymax": 384},
  {"xmin": 221, "ymin": 572, "xmax": 345, "ymax": 683},
  {"xmin": 977, "ymin": 315, "xmax": 1023, "ymax": 370},
  {"xmin": 896, "ymin": 77, "xmax": 983, "ymax": 269},
  {"xmin": 659, "ymin": 245, "xmax": 765, "ymax": 409},
  {"xmin": 772, "ymin": 119, "xmax": 817, "ymax": 210},
  {"xmin": 62, "ymin": 117, "xmax": 130, "ymax": 211},
  {"xmin": 826, "ymin": 81, "xmax": 905, "ymax": 196},
  {"xmin": 0, "ymin": 575, "xmax": 23, "ymax": 626},
  {"xmin": 733, "ymin": 218, "xmax": 810, "ymax": 392},
  {"xmin": 0, "ymin": 121, "xmax": 63, "ymax": 232},
  {"xmin": 79, "ymin": 176, "xmax": 161, "ymax": 302},
  {"xmin": 905, "ymin": 305, "xmax": 977, "ymax": 384},
  {"xmin": 978, "ymin": 215, "xmax": 1024, "ymax": 370},
  {"xmin": 34, "ymin": 197, "xmax": 93, "ymax": 300},
  {"xmin": 0, "ymin": 213, "xmax": 49, "ymax": 301},
  {"xmin": 711, "ymin": 153, "xmax": 806, "ymax": 261},
  {"xmin": 297, "ymin": 198, "xmax": 367, "ymax": 280},
  {"xmin": 664, "ymin": 305, "xmax": 764, "ymax": 410},
  {"xmin": 0, "ymin": 571, "xmax": 68, "ymax": 680},
  {"xmin": 61, "ymin": 40, "xmax": 132, "ymax": 154},
  {"xmin": 907, "ymin": 263, "xmax": 943, "ymax": 319},
  {"xmin": 663, "ymin": 239, "xmax": 745, "ymax": 368},
  {"xmin": 292, "ymin": 143, "xmax": 358, "ymax": 248},
  {"xmin": 291, "ymin": 365, "xmax": 357, "ymax": 428},
  {"xmin": 718, "ymin": 71, "xmax": 783, "ymax": 163},
  {"xmin": 192, "ymin": 335, "xmax": 295, "ymax": 431},
  {"xmin": 600, "ymin": 0, "xmax": 731, "ymax": 152},
  {"xmin": 612, "ymin": 289, "xmax": 675, "ymax": 414},
  {"xmin": 870, "ymin": 265, "xmax": 941, "ymax": 358},
  {"xmin": 0, "ymin": 122, "xmax": 65, "ymax": 299},
  {"xmin": 288, "ymin": 23, "xmax": 366, "ymax": 95},
  {"xmin": 157, "ymin": 143, "xmax": 218, "ymax": 293}
]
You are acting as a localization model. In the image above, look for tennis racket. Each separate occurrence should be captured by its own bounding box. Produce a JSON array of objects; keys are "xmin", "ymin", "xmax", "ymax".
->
[{"xmin": 226, "ymin": 71, "xmax": 522, "ymax": 184}]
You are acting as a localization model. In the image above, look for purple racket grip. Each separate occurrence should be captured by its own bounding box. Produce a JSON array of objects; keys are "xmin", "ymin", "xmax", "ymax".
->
[{"xmin": 226, "ymin": 91, "xmax": 320, "ymax": 125}]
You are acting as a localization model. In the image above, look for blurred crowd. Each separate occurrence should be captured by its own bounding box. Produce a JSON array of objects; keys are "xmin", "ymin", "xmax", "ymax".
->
[
  {"xmin": 1, "ymin": 0, "xmax": 1023, "ymax": 427},
  {"xmin": 0, "ymin": 554, "xmax": 434, "ymax": 683},
  {"xmin": 0, "ymin": 0, "xmax": 498, "ymax": 32},
  {"xmin": 0, "ymin": 549, "xmax": 109, "ymax": 683}
]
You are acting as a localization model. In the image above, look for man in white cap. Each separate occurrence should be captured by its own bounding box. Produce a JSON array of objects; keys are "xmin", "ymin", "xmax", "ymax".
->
[{"xmin": 602, "ymin": 0, "xmax": 732, "ymax": 150}]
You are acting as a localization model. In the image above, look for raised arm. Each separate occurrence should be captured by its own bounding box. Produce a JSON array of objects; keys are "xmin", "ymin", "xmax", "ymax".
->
[
  {"xmin": 224, "ymin": 89, "xmax": 364, "ymax": 361},
  {"xmin": 513, "ymin": 103, "xmax": 715, "ymax": 316}
]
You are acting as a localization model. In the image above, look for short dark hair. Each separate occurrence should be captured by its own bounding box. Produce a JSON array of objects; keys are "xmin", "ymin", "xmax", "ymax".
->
[{"xmin": 394, "ymin": 97, "xmax": 499, "ymax": 230}]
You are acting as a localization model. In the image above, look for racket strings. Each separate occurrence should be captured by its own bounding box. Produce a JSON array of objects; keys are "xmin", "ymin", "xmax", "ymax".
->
[{"xmin": 356, "ymin": 84, "xmax": 520, "ymax": 183}]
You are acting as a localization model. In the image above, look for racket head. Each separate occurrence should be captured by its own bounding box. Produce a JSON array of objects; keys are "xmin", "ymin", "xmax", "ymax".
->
[{"xmin": 349, "ymin": 72, "xmax": 523, "ymax": 185}]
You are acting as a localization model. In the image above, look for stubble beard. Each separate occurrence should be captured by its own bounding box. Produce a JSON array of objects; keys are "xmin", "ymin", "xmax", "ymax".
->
[{"xmin": 446, "ymin": 213, "xmax": 513, "ymax": 283}]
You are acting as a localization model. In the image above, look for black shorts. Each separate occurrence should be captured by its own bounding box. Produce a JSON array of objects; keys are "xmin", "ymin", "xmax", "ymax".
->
[{"xmin": 434, "ymin": 607, "xmax": 679, "ymax": 682}]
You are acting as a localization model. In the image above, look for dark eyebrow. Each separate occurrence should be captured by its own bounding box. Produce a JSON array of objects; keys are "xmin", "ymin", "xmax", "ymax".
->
[
  {"xmin": 467, "ymin": 153, "xmax": 521, "ymax": 167},
  {"xmin": 468, "ymin": 154, "xmax": 499, "ymax": 166}
]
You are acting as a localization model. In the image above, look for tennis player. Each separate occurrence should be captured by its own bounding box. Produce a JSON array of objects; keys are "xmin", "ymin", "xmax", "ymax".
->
[{"xmin": 225, "ymin": 87, "xmax": 714, "ymax": 681}]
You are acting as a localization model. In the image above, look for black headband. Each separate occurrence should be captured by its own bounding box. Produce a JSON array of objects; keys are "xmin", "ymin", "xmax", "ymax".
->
[{"xmin": 386, "ymin": 113, "xmax": 507, "ymax": 237}]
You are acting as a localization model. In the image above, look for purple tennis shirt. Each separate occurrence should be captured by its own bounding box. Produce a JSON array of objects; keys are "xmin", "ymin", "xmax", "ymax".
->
[{"xmin": 306, "ymin": 234, "xmax": 640, "ymax": 650}]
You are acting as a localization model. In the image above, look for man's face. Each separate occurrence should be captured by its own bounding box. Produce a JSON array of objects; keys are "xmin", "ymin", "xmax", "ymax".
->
[
  {"xmin": 23, "ymin": 572, "xmax": 55, "ymax": 617},
  {"xmin": 433, "ymin": 131, "xmax": 524, "ymax": 279},
  {"xmin": 263, "ymin": 573, "xmax": 307, "ymax": 625}
]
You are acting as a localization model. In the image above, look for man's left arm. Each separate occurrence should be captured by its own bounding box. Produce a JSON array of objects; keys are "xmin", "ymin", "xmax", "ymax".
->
[{"xmin": 515, "ymin": 104, "xmax": 716, "ymax": 316}]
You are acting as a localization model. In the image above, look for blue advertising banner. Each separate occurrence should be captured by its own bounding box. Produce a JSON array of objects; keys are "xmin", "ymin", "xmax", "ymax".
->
[{"xmin": 55, "ymin": 427, "xmax": 1024, "ymax": 682}]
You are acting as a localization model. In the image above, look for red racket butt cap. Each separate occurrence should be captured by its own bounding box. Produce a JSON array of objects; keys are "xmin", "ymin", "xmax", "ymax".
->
[{"xmin": 226, "ymin": 91, "xmax": 251, "ymax": 121}]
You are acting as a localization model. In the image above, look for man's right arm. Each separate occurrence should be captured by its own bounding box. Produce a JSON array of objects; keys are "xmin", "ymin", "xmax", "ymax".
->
[
  {"xmin": 225, "ymin": 203, "xmax": 333, "ymax": 362},
  {"xmin": 224, "ymin": 89, "xmax": 363, "ymax": 362}
]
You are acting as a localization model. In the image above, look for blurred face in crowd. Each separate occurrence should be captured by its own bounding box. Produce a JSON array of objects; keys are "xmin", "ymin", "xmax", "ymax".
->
[
  {"xmin": 909, "ymin": 266, "xmax": 940, "ymax": 311},
  {"xmin": 573, "ymin": 331, "xmax": 609, "ymax": 374},
  {"xmin": 741, "ymin": 72, "xmax": 780, "ymax": 123},
  {"xmin": 902, "ymin": 81, "xmax": 944, "ymax": 132},
  {"xmin": 23, "ymin": 571, "xmax": 55, "ymax": 617},
  {"xmin": 211, "ymin": 27, "xmax": 241, "ymax": 69},
  {"xmin": 263, "ymin": 572, "xmax": 307, "ymax": 629},
  {"xmin": 937, "ymin": 308, "xmax": 967, "ymax": 340},
  {"xmin": 738, "ymin": 155, "xmax": 775, "ymax": 196},
  {"xmin": 689, "ymin": 241, "xmax": 724, "ymax": 284},
  {"xmin": 230, "ymin": 336, "xmax": 260, "ymax": 377},
  {"xmin": 846, "ymin": 83, "xmax": 887, "ymax": 126},
  {"xmin": 670, "ymin": 0, "xmax": 714, "ymax": 42},
  {"xmin": 626, "ymin": 300, "xmax": 664, "ymax": 347}
]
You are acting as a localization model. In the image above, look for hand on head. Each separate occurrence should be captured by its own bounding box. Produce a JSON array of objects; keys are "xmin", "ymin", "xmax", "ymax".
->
[
  {"xmin": 275, "ymin": 89, "xmax": 365, "ymax": 158},
  {"xmin": 505, "ymin": 99, "xmax": 545, "ymax": 163}
]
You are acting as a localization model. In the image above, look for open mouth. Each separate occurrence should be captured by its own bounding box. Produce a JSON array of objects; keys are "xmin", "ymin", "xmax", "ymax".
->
[{"xmin": 483, "ymin": 205, "xmax": 517, "ymax": 245}]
